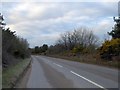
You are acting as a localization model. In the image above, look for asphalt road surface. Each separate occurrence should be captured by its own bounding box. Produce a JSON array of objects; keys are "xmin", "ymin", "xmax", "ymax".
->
[{"xmin": 23, "ymin": 55, "xmax": 119, "ymax": 89}]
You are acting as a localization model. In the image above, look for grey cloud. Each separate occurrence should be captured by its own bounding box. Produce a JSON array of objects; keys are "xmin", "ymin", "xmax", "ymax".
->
[{"xmin": 2, "ymin": 2, "xmax": 117, "ymax": 47}]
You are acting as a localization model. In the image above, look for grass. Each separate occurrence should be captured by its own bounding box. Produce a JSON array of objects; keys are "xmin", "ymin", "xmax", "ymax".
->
[
  {"xmin": 47, "ymin": 54, "xmax": 120, "ymax": 69},
  {"xmin": 2, "ymin": 58, "xmax": 31, "ymax": 88}
]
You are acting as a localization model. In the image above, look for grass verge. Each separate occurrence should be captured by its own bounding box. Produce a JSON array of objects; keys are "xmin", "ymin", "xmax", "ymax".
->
[{"xmin": 2, "ymin": 58, "xmax": 31, "ymax": 88}]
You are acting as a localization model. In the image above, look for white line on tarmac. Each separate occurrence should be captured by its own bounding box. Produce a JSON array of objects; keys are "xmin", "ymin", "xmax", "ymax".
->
[
  {"xmin": 70, "ymin": 71, "xmax": 107, "ymax": 90},
  {"xmin": 53, "ymin": 63, "xmax": 63, "ymax": 68}
]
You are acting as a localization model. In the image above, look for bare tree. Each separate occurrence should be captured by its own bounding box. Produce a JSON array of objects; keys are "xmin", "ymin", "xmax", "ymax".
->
[{"xmin": 56, "ymin": 26, "xmax": 99, "ymax": 53}]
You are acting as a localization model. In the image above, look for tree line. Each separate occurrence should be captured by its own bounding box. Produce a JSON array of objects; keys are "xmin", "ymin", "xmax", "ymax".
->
[
  {"xmin": 31, "ymin": 27, "xmax": 99, "ymax": 55},
  {"xmin": 32, "ymin": 16, "xmax": 120, "ymax": 61},
  {"xmin": 30, "ymin": 44, "xmax": 48, "ymax": 55},
  {"xmin": 1, "ymin": 14, "xmax": 30, "ymax": 69},
  {"xmin": 47, "ymin": 27, "xmax": 99, "ymax": 55}
]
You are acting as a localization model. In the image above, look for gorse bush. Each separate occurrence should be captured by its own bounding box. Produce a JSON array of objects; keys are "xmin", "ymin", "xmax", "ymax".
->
[
  {"xmin": 99, "ymin": 17, "xmax": 120, "ymax": 60},
  {"xmin": 72, "ymin": 45, "xmax": 84, "ymax": 54},
  {"xmin": 99, "ymin": 38, "xmax": 120, "ymax": 60}
]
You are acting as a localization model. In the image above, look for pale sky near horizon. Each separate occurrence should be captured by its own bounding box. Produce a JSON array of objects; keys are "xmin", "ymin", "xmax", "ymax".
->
[{"xmin": 1, "ymin": 0, "xmax": 119, "ymax": 47}]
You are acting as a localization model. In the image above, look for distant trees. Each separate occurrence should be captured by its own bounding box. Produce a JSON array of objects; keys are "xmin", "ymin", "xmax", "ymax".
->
[
  {"xmin": 47, "ymin": 44, "xmax": 64, "ymax": 54},
  {"xmin": 47, "ymin": 26, "xmax": 99, "ymax": 55},
  {"xmin": 42, "ymin": 44, "xmax": 48, "ymax": 52},
  {"xmin": 1, "ymin": 14, "xmax": 30, "ymax": 68},
  {"xmin": 99, "ymin": 17, "xmax": 120, "ymax": 60},
  {"xmin": 34, "ymin": 46, "xmax": 40, "ymax": 54},
  {"xmin": 32, "ymin": 44, "xmax": 48, "ymax": 54}
]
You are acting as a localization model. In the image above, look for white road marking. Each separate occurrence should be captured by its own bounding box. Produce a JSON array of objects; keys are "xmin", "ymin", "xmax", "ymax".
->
[
  {"xmin": 53, "ymin": 63, "xmax": 63, "ymax": 68},
  {"xmin": 70, "ymin": 71, "xmax": 107, "ymax": 90}
]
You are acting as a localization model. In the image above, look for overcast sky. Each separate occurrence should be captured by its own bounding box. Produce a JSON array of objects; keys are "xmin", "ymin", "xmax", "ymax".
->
[{"xmin": 1, "ymin": 0, "xmax": 119, "ymax": 47}]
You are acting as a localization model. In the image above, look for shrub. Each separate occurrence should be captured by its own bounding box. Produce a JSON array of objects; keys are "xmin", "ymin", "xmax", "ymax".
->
[
  {"xmin": 2, "ymin": 28, "xmax": 30, "ymax": 68},
  {"xmin": 99, "ymin": 38, "xmax": 120, "ymax": 60},
  {"xmin": 72, "ymin": 45, "xmax": 84, "ymax": 54}
]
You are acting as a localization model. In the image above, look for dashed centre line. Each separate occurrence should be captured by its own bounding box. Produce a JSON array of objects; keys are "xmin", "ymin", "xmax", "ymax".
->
[
  {"xmin": 53, "ymin": 63, "xmax": 63, "ymax": 68},
  {"xmin": 70, "ymin": 71, "xmax": 107, "ymax": 90},
  {"xmin": 52, "ymin": 62, "xmax": 107, "ymax": 89}
]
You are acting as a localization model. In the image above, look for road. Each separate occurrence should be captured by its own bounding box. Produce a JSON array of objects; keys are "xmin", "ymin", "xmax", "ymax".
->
[{"xmin": 19, "ymin": 55, "xmax": 119, "ymax": 89}]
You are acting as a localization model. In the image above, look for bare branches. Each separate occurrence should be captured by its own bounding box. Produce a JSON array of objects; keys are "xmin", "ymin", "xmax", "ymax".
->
[{"xmin": 57, "ymin": 26, "xmax": 99, "ymax": 51}]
